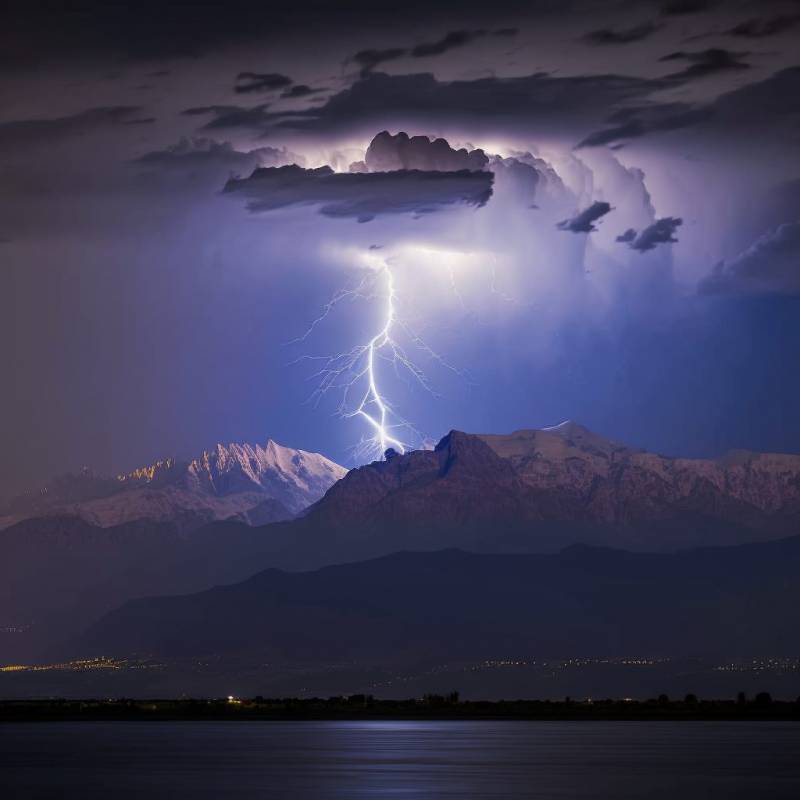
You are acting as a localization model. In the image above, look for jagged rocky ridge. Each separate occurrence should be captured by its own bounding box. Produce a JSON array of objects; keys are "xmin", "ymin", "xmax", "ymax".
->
[
  {"xmin": 0, "ymin": 439, "xmax": 347, "ymax": 531},
  {"xmin": 304, "ymin": 421, "xmax": 800, "ymax": 546}
]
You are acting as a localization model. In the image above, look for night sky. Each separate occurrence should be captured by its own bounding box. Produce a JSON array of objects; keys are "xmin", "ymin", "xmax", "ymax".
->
[{"xmin": 3, "ymin": 0, "xmax": 800, "ymax": 497}]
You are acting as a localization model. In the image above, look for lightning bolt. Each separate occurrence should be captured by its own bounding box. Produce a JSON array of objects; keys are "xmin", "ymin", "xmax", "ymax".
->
[
  {"xmin": 349, "ymin": 261, "xmax": 407, "ymax": 454},
  {"xmin": 291, "ymin": 254, "xmax": 434, "ymax": 461},
  {"xmin": 291, "ymin": 247, "xmax": 486, "ymax": 462}
]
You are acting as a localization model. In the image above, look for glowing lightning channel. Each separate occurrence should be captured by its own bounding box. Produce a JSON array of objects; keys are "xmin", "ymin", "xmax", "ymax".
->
[
  {"xmin": 291, "ymin": 256, "xmax": 433, "ymax": 460},
  {"xmin": 350, "ymin": 263, "xmax": 406, "ymax": 454},
  {"xmin": 291, "ymin": 247, "xmax": 478, "ymax": 461}
]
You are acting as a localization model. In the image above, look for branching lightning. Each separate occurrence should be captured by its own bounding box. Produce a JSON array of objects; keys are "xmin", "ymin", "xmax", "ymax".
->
[
  {"xmin": 291, "ymin": 246, "xmax": 496, "ymax": 462},
  {"xmin": 291, "ymin": 254, "xmax": 438, "ymax": 460}
]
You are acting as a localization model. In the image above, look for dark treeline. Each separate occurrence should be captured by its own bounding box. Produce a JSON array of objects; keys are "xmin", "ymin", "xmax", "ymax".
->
[{"xmin": 3, "ymin": 693, "xmax": 800, "ymax": 722}]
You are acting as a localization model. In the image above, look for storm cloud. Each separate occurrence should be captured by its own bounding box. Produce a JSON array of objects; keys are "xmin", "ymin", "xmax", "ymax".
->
[
  {"xmin": 270, "ymin": 70, "xmax": 664, "ymax": 141},
  {"xmin": 181, "ymin": 104, "xmax": 272, "ymax": 131},
  {"xmin": 0, "ymin": 106, "xmax": 147, "ymax": 150},
  {"xmin": 235, "ymin": 72, "xmax": 293, "ymax": 93},
  {"xmin": 363, "ymin": 131, "xmax": 489, "ymax": 172},
  {"xmin": 699, "ymin": 221, "xmax": 800, "ymax": 295},
  {"xmin": 411, "ymin": 29, "xmax": 488, "ymax": 57},
  {"xmin": 557, "ymin": 201, "xmax": 613, "ymax": 233},
  {"xmin": 223, "ymin": 163, "xmax": 493, "ymax": 221},
  {"xmin": 583, "ymin": 23, "xmax": 660, "ymax": 45},
  {"xmin": 659, "ymin": 48, "xmax": 750, "ymax": 81},
  {"xmin": 620, "ymin": 217, "xmax": 683, "ymax": 252},
  {"xmin": 134, "ymin": 137, "xmax": 303, "ymax": 171},
  {"xmin": 728, "ymin": 16, "xmax": 800, "ymax": 39}
]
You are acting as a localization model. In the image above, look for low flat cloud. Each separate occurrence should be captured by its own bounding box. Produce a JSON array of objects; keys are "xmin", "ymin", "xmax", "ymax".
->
[
  {"xmin": 349, "ymin": 47, "xmax": 407, "ymax": 76},
  {"xmin": 181, "ymin": 104, "xmax": 271, "ymax": 131},
  {"xmin": 348, "ymin": 27, "xmax": 516, "ymax": 77},
  {"xmin": 557, "ymin": 201, "xmax": 613, "ymax": 233},
  {"xmin": 281, "ymin": 84, "xmax": 326, "ymax": 99},
  {"xmin": 235, "ymin": 72, "xmax": 292, "ymax": 93},
  {"xmin": 659, "ymin": 48, "xmax": 750, "ymax": 81},
  {"xmin": 224, "ymin": 164, "xmax": 493, "ymax": 222},
  {"xmin": 660, "ymin": 1, "xmax": 715, "ymax": 15},
  {"xmin": 699, "ymin": 221, "xmax": 800, "ymax": 295},
  {"xmin": 728, "ymin": 16, "xmax": 800, "ymax": 39},
  {"xmin": 411, "ymin": 29, "xmax": 488, "ymax": 57},
  {"xmin": 134, "ymin": 137, "xmax": 302, "ymax": 171},
  {"xmin": 583, "ymin": 23, "xmax": 660, "ymax": 45},
  {"xmin": 0, "ymin": 106, "xmax": 146, "ymax": 149}
]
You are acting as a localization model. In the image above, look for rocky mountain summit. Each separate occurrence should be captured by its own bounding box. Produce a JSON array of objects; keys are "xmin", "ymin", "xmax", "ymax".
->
[
  {"xmin": 0, "ymin": 440, "xmax": 347, "ymax": 530},
  {"xmin": 306, "ymin": 421, "xmax": 800, "ymax": 546}
]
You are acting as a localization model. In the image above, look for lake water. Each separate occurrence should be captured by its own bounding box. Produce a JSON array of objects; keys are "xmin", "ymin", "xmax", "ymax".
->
[{"xmin": 2, "ymin": 720, "xmax": 799, "ymax": 798}]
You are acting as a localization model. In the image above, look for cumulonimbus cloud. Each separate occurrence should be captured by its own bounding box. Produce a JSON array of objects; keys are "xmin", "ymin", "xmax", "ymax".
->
[
  {"xmin": 699, "ymin": 221, "xmax": 800, "ymax": 295},
  {"xmin": 363, "ymin": 130, "xmax": 489, "ymax": 172}
]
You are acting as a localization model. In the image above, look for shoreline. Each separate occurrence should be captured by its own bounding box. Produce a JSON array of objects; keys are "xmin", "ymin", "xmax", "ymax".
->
[{"xmin": 4, "ymin": 697, "xmax": 800, "ymax": 723}]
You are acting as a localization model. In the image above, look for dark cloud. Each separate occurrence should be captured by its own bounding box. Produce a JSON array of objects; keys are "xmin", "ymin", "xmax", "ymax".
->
[
  {"xmin": 659, "ymin": 48, "xmax": 750, "ymax": 81},
  {"xmin": 133, "ymin": 137, "xmax": 302, "ymax": 171},
  {"xmin": 235, "ymin": 72, "xmax": 292, "ymax": 93},
  {"xmin": 557, "ymin": 201, "xmax": 613, "ymax": 233},
  {"xmin": 690, "ymin": 66, "xmax": 800, "ymax": 147},
  {"xmin": 728, "ymin": 16, "xmax": 800, "ymax": 39},
  {"xmin": 270, "ymin": 70, "xmax": 664, "ymax": 140},
  {"xmin": 660, "ymin": 0, "xmax": 714, "ymax": 15},
  {"xmin": 583, "ymin": 23, "xmax": 660, "ymax": 45},
  {"xmin": 488, "ymin": 156, "xmax": 543, "ymax": 206},
  {"xmin": 411, "ymin": 29, "xmax": 487, "ymax": 57},
  {"xmin": 364, "ymin": 130, "xmax": 488, "ymax": 172},
  {"xmin": 577, "ymin": 66, "xmax": 800, "ymax": 148},
  {"xmin": 181, "ymin": 104, "xmax": 271, "ymax": 130},
  {"xmin": 223, "ymin": 163, "xmax": 493, "ymax": 221},
  {"xmin": 621, "ymin": 217, "xmax": 683, "ymax": 251},
  {"xmin": 349, "ymin": 47, "xmax": 407, "ymax": 76},
  {"xmin": 348, "ymin": 26, "xmax": 511, "ymax": 78},
  {"xmin": 281, "ymin": 84, "xmax": 326, "ymax": 99},
  {"xmin": 0, "ymin": 106, "xmax": 147, "ymax": 150},
  {"xmin": 576, "ymin": 103, "xmax": 710, "ymax": 148},
  {"xmin": 699, "ymin": 221, "xmax": 800, "ymax": 295}
]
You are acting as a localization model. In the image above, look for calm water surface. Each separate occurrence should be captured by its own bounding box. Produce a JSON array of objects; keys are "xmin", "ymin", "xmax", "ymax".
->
[{"xmin": 2, "ymin": 720, "xmax": 799, "ymax": 798}]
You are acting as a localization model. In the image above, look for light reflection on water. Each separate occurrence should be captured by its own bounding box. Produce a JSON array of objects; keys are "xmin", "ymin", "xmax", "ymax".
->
[{"xmin": 2, "ymin": 720, "xmax": 800, "ymax": 798}]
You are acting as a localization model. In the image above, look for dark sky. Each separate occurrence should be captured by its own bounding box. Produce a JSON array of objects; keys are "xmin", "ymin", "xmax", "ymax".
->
[{"xmin": 2, "ymin": 0, "xmax": 800, "ymax": 496}]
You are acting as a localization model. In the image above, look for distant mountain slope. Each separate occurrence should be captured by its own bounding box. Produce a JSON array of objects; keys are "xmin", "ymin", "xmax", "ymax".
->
[
  {"xmin": 73, "ymin": 536, "xmax": 800, "ymax": 663},
  {"xmin": 0, "ymin": 439, "xmax": 347, "ymax": 531},
  {"xmin": 6, "ymin": 422, "xmax": 800, "ymax": 663},
  {"xmin": 304, "ymin": 423, "xmax": 800, "ymax": 549},
  {"xmin": 0, "ymin": 513, "xmax": 295, "ymax": 662}
]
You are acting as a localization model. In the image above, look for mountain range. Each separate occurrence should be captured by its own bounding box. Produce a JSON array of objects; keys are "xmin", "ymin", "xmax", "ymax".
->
[
  {"xmin": 311, "ymin": 422, "xmax": 800, "ymax": 531},
  {"xmin": 0, "ymin": 439, "xmax": 347, "ymax": 531},
  {"xmin": 74, "ymin": 536, "xmax": 800, "ymax": 665},
  {"xmin": 4, "ymin": 421, "xmax": 800, "ymax": 664}
]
